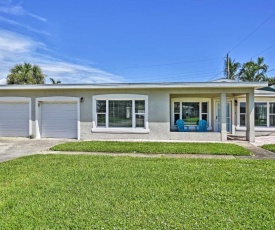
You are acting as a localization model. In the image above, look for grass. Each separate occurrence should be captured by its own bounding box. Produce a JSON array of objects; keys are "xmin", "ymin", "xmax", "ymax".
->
[
  {"xmin": 1, "ymin": 155, "xmax": 275, "ymax": 229},
  {"xmin": 50, "ymin": 141, "xmax": 251, "ymax": 156},
  {"xmin": 261, "ymin": 144, "xmax": 275, "ymax": 152}
]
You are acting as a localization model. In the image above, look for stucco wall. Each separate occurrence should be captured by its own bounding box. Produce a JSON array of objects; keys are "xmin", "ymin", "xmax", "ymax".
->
[
  {"xmin": 0, "ymin": 88, "xmax": 175, "ymax": 140},
  {"xmin": 0, "ymin": 86, "xmax": 257, "ymax": 141}
]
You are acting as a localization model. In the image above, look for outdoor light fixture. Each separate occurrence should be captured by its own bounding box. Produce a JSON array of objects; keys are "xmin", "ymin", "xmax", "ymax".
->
[{"xmin": 80, "ymin": 97, "xmax": 84, "ymax": 102}]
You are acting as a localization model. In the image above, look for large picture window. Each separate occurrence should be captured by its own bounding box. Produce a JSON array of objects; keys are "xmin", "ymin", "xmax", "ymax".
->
[
  {"xmin": 182, "ymin": 102, "xmax": 199, "ymax": 125},
  {"xmin": 239, "ymin": 102, "xmax": 271, "ymax": 127},
  {"xmin": 172, "ymin": 100, "xmax": 210, "ymax": 127},
  {"xmin": 93, "ymin": 95, "xmax": 148, "ymax": 133}
]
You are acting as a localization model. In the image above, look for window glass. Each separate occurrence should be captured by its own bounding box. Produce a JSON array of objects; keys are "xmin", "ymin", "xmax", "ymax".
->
[
  {"xmin": 109, "ymin": 100, "xmax": 132, "ymax": 127},
  {"xmin": 240, "ymin": 102, "xmax": 246, "ymax": 113},
  {"xmin": 136, "ymin": 114, "xmax": 145, "ymax": 128},
  {"xmin": 240, "ymin": 114, "xmax": 246, "ymax": 126},
  {"xmin": 135, "ymin": 100, "xmax": 145, "ymax": 113},
  {"xmin": 255, "ymin": 103, "xmax": 267, "ymax": 126},
  {"xmin": 174, "ymin": 102, "xmax": 180, "ymax": 113},
  {"xmin": 270, "ymin": 103, "xmax": 275, "ymax": 127},
  {"xmin": 96, "ymin": 100, "xmax": 106, "ymax": 113},
  {"xmin": 174, "ymin": 114, "xmax": 180, "ymax": 125},
  {"xmin": 270, "ymin": 103, "xmax": 275, "ymax": 114},
  {"xmin": 202, "ymin": 102, "xmax": 208, "ymax": 113},
  {"xmin": 97, "ymin": 114, "xmax": 106, "ymax": 127},
  {"xmin": 239, "ymin": 102, "xmax": 246, "ymax": 127},
  {"xmin": 182, "ymin": 102, "xmax": 199, "ymax": 125},
  {"xmin": 202, "ymin": 114, "xmax": 207, "ymax": 121},
  {"xmin": 270, "ymin": 115, "xmax": 275, "ymax": 127}
]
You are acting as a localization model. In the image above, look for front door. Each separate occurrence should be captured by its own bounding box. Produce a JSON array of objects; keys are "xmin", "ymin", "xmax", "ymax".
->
[{"xmin": 215, "ymin": 102, "xmax": 231, "ymax": 133}]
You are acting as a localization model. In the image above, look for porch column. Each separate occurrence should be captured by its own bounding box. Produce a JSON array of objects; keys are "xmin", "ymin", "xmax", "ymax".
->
[
  {"xmin": 246, "ymin": 91, "xmax": 255, "ymax": 142},
  {"xmin": 220, "ymin": 92, "xmax": 227, "ymax": 142}
]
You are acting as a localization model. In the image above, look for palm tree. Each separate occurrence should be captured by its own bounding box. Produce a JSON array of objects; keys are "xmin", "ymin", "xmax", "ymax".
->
[
  {"xmin": 238, "ymin": 57, "xmax": 268, "ymax": 82},
  {"xmin": 266, "ymin": 77, "xmax": 275, "ymax": 86},
  {"xmin": 50, "ymin": 78, "xmax": 61, "ymax": 84},
  {"xmin": 6, "ymin": 63, "xmax": 45, "ymax": 84},
  {"xmin": 224, "ymin": 57, "xmax": 241, "ymax": 80}
]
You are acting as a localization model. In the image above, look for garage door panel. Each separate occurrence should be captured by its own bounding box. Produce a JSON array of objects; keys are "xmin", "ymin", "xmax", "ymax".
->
[
  {"xmin": 41, "ymin": 102, "xmax": 77, "ymax": 139},
  {"xmin": 0, "ymin": 102, "xmax": 29, "ymax": 137}
]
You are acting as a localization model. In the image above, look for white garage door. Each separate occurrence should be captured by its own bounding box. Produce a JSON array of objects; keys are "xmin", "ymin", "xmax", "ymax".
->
[
  {"xmin": 41, "ymin": 102, "xmax": 77, "ymax": 138},
  {"xmin": 0, "ymin": 102, "xmax": 29, "ymax": 137}
]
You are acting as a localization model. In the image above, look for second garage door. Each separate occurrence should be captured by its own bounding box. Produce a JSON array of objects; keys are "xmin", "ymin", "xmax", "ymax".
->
[{"xmin": 41, "ymin": 102, "xmax": 77, "ymax": 139}]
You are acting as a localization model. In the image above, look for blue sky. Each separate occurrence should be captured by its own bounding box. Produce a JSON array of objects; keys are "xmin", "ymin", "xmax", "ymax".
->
[{"xmin": 0, "ymin": 0, "xmax": 274, "ymax": 84}]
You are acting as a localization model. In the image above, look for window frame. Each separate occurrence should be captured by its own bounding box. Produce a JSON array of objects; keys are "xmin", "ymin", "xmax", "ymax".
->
[
  {"xmin": 270, "ymin": 103, "xmax": 275, "ymax": 127},
  {"xmin": 237, "ymin": 99, "xmax": 275, "ymax": 130},
  {"xmin": 92, "ymin": 94, "xmax": 149, "ymax": 133},
  {"xmin": 171, "ymin": 98, "xmax": 211, "ymax": 130}
]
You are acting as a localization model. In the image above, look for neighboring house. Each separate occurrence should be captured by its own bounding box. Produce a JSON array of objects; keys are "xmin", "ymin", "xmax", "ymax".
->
[{"xmin": 0, "ymin": 80, "xmax": 271, "ymax": 142}]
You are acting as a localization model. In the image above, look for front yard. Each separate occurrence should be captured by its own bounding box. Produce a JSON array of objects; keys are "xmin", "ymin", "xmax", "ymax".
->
[
  {"xmin": 1, "ymin": 155, "xmax": 275, "ymax": 228},
  {"xmin": 262, "ymin": 144, "xmax": 275, "ymax": 153},
  {"xmin": 50, "ymin": 141, "xmax": 251, "ymax": 156}
]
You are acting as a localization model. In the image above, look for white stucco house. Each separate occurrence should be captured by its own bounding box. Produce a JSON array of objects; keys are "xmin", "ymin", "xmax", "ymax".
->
[{"xmin": 0, "ymin": 80, "xmax": 273, "ymax": 143}]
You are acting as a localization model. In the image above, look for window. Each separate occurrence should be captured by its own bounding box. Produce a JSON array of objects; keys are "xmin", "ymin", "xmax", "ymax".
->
[
  {"xmin": 182, "ymin": 102, "xmax": 199, "ymax": 125},
  {"xmin": 172, "ymin": 101, "xmax": 209, "ymax": 127},
  {"xmin": 239, "ymin": 102, "xmax": 270, "ymax": 127},
  {"xmin": 240, "ymin": 102, "xmax": 246, "ymax": 126},
  {"xmin": 93, "ymin": 95, "xmax": 148, "ymax": 133},
  {"xmin": 96, "ymin": 100, "xmax": 106, "ymax": 127},
  {"xmin": 135, "ymin": 100, "xmax": 145, "ymax": 128},
  {"xmin": 109, "ymin": 100, "xmax": 132, "ymax": 127},
  {"xmin": 270, "ymin": 103, "xmax": 275, "ymax": 127},
  {"xmin": 174, "ymin": 102, "xmax": 180, "ymax": 125},
  {"xmin": 255, "ymin": 103, "xmax": 267, "ymax": 126},
  {"xmin": 201, "ymin": 102, "xmax": 208, "ymax": 122}
]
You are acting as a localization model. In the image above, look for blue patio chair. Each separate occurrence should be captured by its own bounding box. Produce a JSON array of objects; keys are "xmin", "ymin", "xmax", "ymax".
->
[
  {"xmin": 198, "ymin": 119, "xmax": 207, "ymax": 132},
  {"xmin": 176, "ymin": 119, "xmax": 189, "ymax": 132}
]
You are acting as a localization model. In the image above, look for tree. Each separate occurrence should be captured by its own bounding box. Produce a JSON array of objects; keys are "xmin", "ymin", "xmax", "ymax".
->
[
  {"xmin": 224, "ymin": 57, "xmax": 241, "ymax": 80},
  {"xmin": 6, "ymin": 63, "xmax": 45, "ymax": 84},
  {"xmin": 266, "ymin": 77, "xmax": 275, "ymax": 86},
  {"xmin": 50, "ymin": 78, "xmax": 61, "ymax": 84},
  {"xmin": 238, "ymin": 57, "xmax": 268, "ymax": 82}
]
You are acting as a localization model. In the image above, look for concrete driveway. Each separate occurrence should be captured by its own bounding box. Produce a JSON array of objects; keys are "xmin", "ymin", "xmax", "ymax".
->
[{"xmin": 0, "ymin": 137, "xmax": 70, "ymax": 163}]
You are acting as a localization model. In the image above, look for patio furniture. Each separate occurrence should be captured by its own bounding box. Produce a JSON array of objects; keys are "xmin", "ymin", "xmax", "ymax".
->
[
  {"xmin": 176, "ymin": 119, "xmax": 189, "ymax": 132},
  {"xmin": 198, "ymin": 119, "xmax": 207, "ymax": 132}
]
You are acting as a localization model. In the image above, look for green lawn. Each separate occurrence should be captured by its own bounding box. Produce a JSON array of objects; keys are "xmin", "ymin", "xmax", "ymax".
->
[
  {"xmin": 262, "ymin": 144, "xmax": 275, "ymax": 152},
  {"xmin": 0, "ymin": 155, "xmax": 275, "ymax": 228},
  {"xmin": 50, "ymin": 141, "xmax": 251, "ymax": 156}
]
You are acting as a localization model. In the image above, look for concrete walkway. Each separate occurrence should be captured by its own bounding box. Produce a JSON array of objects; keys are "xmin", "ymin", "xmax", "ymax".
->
[
  {"xmin": 228, "ymin": 135, "xmax": 275, "ymax": 159},
  {"xmin": 1, "ymin": 136, "xmax": 275, "ymax": 163}
]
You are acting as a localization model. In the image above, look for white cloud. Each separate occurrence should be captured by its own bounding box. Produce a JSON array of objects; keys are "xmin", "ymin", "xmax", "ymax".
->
[
  {"xmin": 0, "ymin": 16, "xmax": 50, "ymax": 35},
  {"xmin": 0, "ymin": 0, "xmax": 47, "ymax": 22},
  {"xmin": 0, "ymin": 30, "xmax": 124, "ymax": 84}
]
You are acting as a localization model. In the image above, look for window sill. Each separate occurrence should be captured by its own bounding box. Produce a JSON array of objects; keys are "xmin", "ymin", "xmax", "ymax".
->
[{"xmin": 92, "ymin": 128, "xmax": 150, "ymax": 134}]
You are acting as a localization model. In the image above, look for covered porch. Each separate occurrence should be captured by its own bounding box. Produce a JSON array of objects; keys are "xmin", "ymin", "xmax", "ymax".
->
[{"xmin": 169, "ymin": 83, "xmax": 263, "ymax": 142}]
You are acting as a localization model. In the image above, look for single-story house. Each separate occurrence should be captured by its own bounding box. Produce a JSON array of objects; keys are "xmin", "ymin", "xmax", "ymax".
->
[{"xmin": 0, "ymin": 80, "xmax": 273, "ymax": 143}]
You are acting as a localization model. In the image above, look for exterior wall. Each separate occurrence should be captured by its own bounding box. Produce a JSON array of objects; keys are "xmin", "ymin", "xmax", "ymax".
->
[
  {"xmin": 0, "ymin": 88, "xmax": 173, "ymax": 140},
  {"xmin": 0, "ymin": 86, "xmax": 259, "ymax": 141}
]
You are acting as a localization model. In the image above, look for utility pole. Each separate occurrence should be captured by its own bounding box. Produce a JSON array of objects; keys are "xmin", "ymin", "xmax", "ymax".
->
[{"xmin": 227, "ymin": 53, "xmax": 230, "ymax": 79}]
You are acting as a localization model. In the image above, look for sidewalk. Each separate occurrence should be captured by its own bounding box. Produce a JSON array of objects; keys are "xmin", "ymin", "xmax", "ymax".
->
[{"xmin": 229, "ymin": 135, "xmax": 275, "ymax": 160}]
